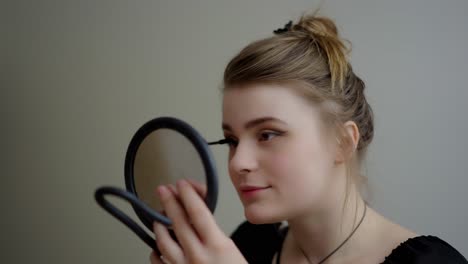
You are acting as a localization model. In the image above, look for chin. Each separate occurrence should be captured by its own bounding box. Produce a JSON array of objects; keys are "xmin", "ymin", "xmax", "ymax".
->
[{"xmin": 244, "ymin": 205, "xmax": 284, "ymax": 224}]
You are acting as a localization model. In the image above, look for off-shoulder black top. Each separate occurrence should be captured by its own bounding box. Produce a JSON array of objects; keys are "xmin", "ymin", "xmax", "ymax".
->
[{"xmin": 231, "ymin": 221, "xmax": 467, "ymax": 264}]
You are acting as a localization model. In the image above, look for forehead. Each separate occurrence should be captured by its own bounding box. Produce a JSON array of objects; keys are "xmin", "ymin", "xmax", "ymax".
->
[{"xmin": 222, "ymin": 83, "xmax": 322, "ymax": 129}]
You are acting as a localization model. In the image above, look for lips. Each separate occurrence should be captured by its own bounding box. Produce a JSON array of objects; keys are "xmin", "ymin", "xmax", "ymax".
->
[
  {"xmin": 239, "ymin": 185, "xmax": 271, "ymax": 192},
  {"xmin": 239, "ymin": 186, "xmax": 270, "ymax": 192}
]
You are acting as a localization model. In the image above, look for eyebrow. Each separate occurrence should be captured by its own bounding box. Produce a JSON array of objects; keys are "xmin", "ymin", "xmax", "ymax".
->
[{"xmin": 222, "ymin": 117, "xmax": 287, "ymax": 132}]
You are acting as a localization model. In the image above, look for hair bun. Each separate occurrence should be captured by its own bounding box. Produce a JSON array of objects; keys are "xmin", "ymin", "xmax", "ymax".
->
[
  {"xmin": 294, "ymin": 15, "xmax": 339, "ymax": 39},
  {"xmin": 290, "ymin": 15, "xmax": 350, "ymax": 93}
]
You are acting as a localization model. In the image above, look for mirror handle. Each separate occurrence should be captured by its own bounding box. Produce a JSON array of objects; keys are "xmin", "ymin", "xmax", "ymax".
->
[{"xmin": 94, "ymin": 186, "xmax": 172, "ymax": 253}]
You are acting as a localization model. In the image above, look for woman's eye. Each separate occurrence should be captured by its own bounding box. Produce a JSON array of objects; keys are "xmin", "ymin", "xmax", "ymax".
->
[
  {"xmin": 259, "ymin": 131, "xmax": 281, "ymax": 142},
  {"xmin": 223, "ymin": 137, "xmax": 238, "ymax": 147}
]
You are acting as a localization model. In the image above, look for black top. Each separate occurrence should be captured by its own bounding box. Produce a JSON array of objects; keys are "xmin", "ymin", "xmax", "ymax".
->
[{"xmin": 231, "ymin": 221, "xmax": 468, "ymax": 264}]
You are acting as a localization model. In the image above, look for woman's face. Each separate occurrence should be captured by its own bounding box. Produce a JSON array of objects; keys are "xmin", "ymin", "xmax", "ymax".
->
[{"xmin": 222, "ymin": 83, "xmax": 341, "ymax": 224}]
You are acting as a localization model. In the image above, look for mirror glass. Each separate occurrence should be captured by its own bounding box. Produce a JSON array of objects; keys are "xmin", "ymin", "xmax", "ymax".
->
[{"xmin": 133, "ymin": 128, "xmax": 206, "ymax": 213}]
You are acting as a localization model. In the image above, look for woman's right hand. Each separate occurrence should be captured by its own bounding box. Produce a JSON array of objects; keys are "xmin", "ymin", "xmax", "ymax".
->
[{"xmin": 149, "ymin": 180, "xmax": 247, "ymax": 264}]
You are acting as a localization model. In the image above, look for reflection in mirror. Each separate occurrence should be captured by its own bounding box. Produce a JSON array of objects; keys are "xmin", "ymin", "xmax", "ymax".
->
[{"xmin": 133, "ymin": 128, "xmax": 206, "ymax": 213}]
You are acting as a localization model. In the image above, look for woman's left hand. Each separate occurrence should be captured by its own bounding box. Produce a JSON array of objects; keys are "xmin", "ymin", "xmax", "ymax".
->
[{"xmin": 149, "ymin": 179, "xmax": 247, "ymax": 264}]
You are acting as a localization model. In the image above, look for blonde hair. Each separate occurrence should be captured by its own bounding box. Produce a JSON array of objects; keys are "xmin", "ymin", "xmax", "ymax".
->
[{"xmin": 223, "ymin": 14, "xmax": 374, "ymax": 196}]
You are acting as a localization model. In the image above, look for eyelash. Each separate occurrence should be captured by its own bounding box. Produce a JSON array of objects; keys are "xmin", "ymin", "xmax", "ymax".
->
[
  {"xmin": 223, "ymin": 130, "xmax": 284, "ymax": 148},
  {"xmin": 223, "ymin": 137, "xmax": 238, "ymax": 148}
]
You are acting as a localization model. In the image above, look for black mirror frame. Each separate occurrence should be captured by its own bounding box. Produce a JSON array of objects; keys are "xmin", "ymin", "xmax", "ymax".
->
[
  {"xmin": 124, "ymin": 116, "xmax": 219, "ymax": 231},
  {"xmin": 95, "ymin": 117, "xmax": 219, "ymax": 253}
]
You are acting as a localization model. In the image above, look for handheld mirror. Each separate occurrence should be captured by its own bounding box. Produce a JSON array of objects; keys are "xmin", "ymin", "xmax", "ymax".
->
[{"xmin": 94, "ymin": 117, "xmax": 227, "ymax": 254}]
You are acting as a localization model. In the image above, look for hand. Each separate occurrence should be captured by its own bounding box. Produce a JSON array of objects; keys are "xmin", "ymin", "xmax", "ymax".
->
[{"xmin": 149, "ymin": 179, "xmax": 247, "ymax": 264}]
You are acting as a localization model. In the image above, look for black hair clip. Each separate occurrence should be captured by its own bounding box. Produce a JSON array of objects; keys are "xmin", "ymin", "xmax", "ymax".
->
[{"xmin": 273, "ymin": 20, "xmax": 293, "ymax": 35}]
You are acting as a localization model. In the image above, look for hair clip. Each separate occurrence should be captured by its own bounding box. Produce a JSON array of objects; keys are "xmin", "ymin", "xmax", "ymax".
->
[{"xmin": 273, "ymin": 20, "xmax": 293, "ymax": 35}]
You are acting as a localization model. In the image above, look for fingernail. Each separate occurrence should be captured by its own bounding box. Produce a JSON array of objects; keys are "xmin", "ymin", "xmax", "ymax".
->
[{"xmin": 157, "ymin": 185, "xmax": 169, "ymax": 198}]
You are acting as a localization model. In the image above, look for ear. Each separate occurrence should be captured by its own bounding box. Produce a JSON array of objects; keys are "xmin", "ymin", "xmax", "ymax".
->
[{"xmin": 334, "ymin": 121, "xmax": 360, "ymax": 164}]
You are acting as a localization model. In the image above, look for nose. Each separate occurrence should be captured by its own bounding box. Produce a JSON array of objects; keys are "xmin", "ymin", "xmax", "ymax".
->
[{"xmin": 229, "ymin": 140, "xmax": 258, "ymax": 175}]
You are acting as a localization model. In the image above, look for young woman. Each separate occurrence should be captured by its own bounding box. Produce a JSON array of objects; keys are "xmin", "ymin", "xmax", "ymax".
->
[{"xmin": 149, "ymin": 14, "xmax": 468, "ymax": 264}]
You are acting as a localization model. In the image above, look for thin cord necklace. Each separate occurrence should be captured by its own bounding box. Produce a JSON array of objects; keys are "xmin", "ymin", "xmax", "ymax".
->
[{"xmin": 299, "ymin": 203, "xmax": 367, "ymax": 264}]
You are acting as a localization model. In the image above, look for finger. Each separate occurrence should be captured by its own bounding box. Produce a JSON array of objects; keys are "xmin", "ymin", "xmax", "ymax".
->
[
  {"xmin": 153, "ymin": 222, "xmax": 183, "ymax": 264},
  {"xmin": 184, "ymin": 178, "xmax": 207, "ymax": 198},
  {"xmin": 167, "ymin": 184, "xmax": 178, "ymax": 196},
  {"xmin": 155, "ymin": 184, "xmax": 177, "ymax": 217},
  {"xmin": 176, "ymin": 179, "xmax": 222, "ymax": 242},
  {"xmin": 157, "ymin": 185, "xmax": 202, "ymax": 254},
  {"xmin": 168, "ymin": 181, "xmax": 206, "ymax": 201},
  {"xmin": 149, "ymin": 251, "xmax": 164, "ymax": 264}
]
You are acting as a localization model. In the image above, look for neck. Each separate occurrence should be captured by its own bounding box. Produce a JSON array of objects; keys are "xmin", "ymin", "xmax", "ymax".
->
[{"xmin": 286, "ymin": 183, "xmax": 368, "ymax": 263}]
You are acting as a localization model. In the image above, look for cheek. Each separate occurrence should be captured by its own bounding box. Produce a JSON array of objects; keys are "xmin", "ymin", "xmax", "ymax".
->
[
  {"xmin": 267, "ymin": 143, "xmax": 311, "ymax": 182},
  {"xmin": 266, "ymin": 154, "xmax": 290, "ymax": 181},
  {"xmin": 269, "ymin": 141, "xmax": 332, "ymax": 193},
  {"xmin": 227, "ymin": 163, "xmax": 238, "ymax": 185}
]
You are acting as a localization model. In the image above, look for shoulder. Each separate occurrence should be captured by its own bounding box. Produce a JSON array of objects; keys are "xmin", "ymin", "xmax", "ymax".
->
[
  {"xmin": 382, "ymin": 235, "xmax": 468, "ymax": 264},
  {"xmin": 230, "ymin": 220, "xmax": 285, "ymax": 264}
]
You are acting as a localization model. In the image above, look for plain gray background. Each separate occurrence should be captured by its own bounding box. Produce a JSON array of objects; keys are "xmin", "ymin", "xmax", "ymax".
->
[{"xmin": 3, "ymin": 0, "xmax": 467, "ymax": 263}]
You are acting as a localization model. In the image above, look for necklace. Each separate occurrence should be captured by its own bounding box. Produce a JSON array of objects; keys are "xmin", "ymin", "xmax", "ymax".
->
[{"xmin": 297, "ymin": 203, "xmax": 367, "ymax": 264}]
